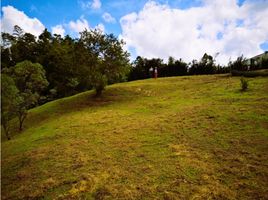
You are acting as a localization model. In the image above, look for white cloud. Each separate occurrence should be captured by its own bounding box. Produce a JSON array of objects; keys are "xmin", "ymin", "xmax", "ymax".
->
[
  {"xmin": 52, "ymin": 25, "xmax": 65, "ymax": 37},
  {"xmin": 120, "ymin": 0, "xmax": 268, "ymax": 64},
  {"xmin": 67, "ymin": 17, "xmax": 105, "ymax": 36},
  {"xmin": 1, "ymin": 5, "xmax": 45, "ymax": 37},
  {"xmin": 95, "ymin": 23, "xmax": 105, "ymax": 32},
  {"xmin": 102, "ymin": 12, "xmax": 116, "ymax": 23},
  {"xmin": 79, "ymin": 0, "xmax": 101, "ymax": 10},
  {"xmin": 92, "ymin": 0, "xmax": 101, "ymax": 9},
  {"xmin": 69, "ymin": 16, "xmax": 90, "ymax": 33}
]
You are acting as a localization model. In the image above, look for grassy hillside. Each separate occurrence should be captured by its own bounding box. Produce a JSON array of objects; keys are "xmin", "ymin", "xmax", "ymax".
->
[{"xmin": 2, "ymin": 75, "xmax": 268, "ymax": 199}]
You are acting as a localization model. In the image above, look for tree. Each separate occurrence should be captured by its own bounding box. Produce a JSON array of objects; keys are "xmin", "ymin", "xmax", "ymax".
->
[
  {"xmin": 189, "ymin": 59, "xmax": 199, "ymax": 75},
  {"xmin": 1, "ymin": 74, "xmax": 20, "ymax": 140},
  {"xmin": 229, "ymin": 55, "xmax": 248, "ymax": 71},
  {"xmin": 1, "ymin": 32, "xmax": 16, "ymax": 68},
  {"xmin": 164, "ymin": 58, "xmax": 188, "ymax": 77},
  {"xmin": 36, "ymin": 29, "xmax": 53, "ymax": 70},
  {"xmin": 44, "ymin": 35, "xmax": 78, "ymax": 97},
  {"xmin": 1, "ymin": 26, "xmax": 38, "ymax": 67},
  {"xmin": 13, "ymin": 25, "xmax": 24, "ymax": 38},
  {"xmin": 80, "ymin": 29, "xmax": 130, "ymax": 96},
  {"xmin": 188, "ymin": 53, "xmax": 216, "ymax": 75},
  {"xmin": 260, "ymin": 57, "xmax": 268, "ymax": 69},
  {"xmin": 128, "ymin": 56, "xmax": 147, "ymax": 81},
  {"xmin": 199, "ymin": 53, "xmax": 216, "ymax": 74},
  {"xmin": 11, "ymin": 32, "xmax": 37, "ymax": 63},
  {"xmin": 168, "ymin": 56, "xmax": 175, "ymax": 66},
  {"xmin": 8, "ymin": 61, "xmax": 49, "ymax": 130}
]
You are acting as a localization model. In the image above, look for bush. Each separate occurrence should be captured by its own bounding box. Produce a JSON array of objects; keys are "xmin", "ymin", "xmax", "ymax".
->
[{"xmin": 240, "ymin": 77, "xmax": 248, "ymax": 92}]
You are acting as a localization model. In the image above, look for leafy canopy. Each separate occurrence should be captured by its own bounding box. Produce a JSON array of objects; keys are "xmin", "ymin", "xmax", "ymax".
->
[{"xmin": 80, "ymin": 29, "xmax": 130, "ymax": 96}]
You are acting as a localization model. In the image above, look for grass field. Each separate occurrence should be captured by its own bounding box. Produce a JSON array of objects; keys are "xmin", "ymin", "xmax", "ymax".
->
[{"xmin": 1, "ymin": 74, "xmax": 268, "ymax": 199}]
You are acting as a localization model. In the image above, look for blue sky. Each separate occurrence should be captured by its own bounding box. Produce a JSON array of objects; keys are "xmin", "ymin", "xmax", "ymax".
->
[
  {"xmin": 1, "ymin": 0, "xmax": 267, "ymax": 64},
  {"xmin": 1, "ymin": 0, "xmax": 207, "ymax": 35}
]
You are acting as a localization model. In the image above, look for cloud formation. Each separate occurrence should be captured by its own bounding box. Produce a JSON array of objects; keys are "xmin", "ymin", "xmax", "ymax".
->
[
  {"xmin": 1, "ymin": 5, "xmax": 45, "ymax": 37},
  {"xmin": 69, "ymin": 16, "xmax": 90, "ymax": 33},
  {"xmin": 102, "ymin": 12, "xmax": 116, "ymax": 23},
  {"xmin": 92, "ymin": 0, "xmax": 101, "ymax": 9},
  {"xmin": 79, "ymin": 0, "xmax": 101, "ymax": 10},
  {"xmin": 120, "ymin": 0, "xmax": 268, "ymax": 64},
  {"xmin": 66, "ymin": 16, "xmax": 105, "ymax": 36},
  {"xmin": 95, "ymin": 23, "xmax": 105, "ymax": 32},
  {"xmin": 52, "ymin": 25, "xmax": 65, "ymax": 36}
]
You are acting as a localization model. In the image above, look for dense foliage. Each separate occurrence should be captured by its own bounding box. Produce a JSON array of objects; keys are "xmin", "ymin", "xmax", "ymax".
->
[
  {"xmin": 128, "ymin": 54, "xmax": 229, "ymax": 81},
  {"xmin": 4, "ymin": 61, "xmax": 49, "ymax": 130},
  {"xmin": 1, "ymin": 26, "xmax": 130, "ymax": 99},
  {"xmin": 1, "ymin": 74, "xmax": 20, "ymax": 139}
]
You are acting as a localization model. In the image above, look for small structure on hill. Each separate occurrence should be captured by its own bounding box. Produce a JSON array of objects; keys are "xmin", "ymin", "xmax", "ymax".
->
[{"xmin": 247, "ymin": 51, "xmax": 268, "ymax": 66}]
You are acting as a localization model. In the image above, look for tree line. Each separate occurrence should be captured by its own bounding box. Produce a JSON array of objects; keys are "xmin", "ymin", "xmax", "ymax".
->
[
  {"xmin": 129, "ymin": 53, "xmax": 268, "ymax": 81},
  {"xmin": 128, "ymin": 54, "xmax": 229, "ymax": 81}
]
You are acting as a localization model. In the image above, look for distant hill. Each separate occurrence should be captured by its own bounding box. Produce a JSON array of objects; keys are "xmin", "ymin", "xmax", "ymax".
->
[{"xmin": 2, "ymin": 75, "xmax": 268, "ymax": 199}]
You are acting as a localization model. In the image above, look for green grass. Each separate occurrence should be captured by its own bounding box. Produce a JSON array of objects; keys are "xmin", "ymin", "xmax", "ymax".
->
[{"xmin": 2, "ymin": 74, "xmax": 268, "ymax": 199}]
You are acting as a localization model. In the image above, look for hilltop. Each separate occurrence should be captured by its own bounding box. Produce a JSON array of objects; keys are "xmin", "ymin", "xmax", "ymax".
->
[{"xmin": 2, "ymin": 75, "xmax": 268, "ymax": 199}]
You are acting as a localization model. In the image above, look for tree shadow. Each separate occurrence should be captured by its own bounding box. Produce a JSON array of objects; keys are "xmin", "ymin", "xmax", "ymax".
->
[{"xmin": 2, "ymin": 86, "xmax": 140, "ymax": 140}]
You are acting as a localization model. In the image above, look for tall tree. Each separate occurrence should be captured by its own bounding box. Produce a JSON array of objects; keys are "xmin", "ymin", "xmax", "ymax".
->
[
  {"xmin": 1, "ymin": 32, "xmax": 16, "ymax": 68},
  {"xmin": 11, "ymin": 32, "xmax": 37, "ymax": 63},
  {"xmin": 129, "ymin": 56, "xmax": 147, "ymax": 81},
  {"xmin": 229, "ymin": 55, "xmax": 248, "ymax": 71},
  {"xmin": 80, "ymin": 29, "xmax": 130, "ymax": 96},
  {"xmin": 199, "ymin": 53, "xmax": 216, "ymax": 74},
  {"xmin": 13, "ymin": 25, "xmax": 24, "ymax": 38},
  {"xmin": 1, "ymin": 74, "xmax": 20, "ymax": 139},
  {"xmin": 8, "ymin": 61, "xmax": 49, "ymax": 130}
]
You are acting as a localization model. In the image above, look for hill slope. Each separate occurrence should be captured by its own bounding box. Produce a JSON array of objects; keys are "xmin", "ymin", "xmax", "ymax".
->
[{"xmin": 2, "ymin": 75, "xmax": 268, "ymax": 199}]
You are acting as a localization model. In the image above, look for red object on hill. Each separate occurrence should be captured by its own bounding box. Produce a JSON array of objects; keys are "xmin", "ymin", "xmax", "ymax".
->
[{"xmin": 154, "ymin": 68, "xmax": 158, "ymax": 79}]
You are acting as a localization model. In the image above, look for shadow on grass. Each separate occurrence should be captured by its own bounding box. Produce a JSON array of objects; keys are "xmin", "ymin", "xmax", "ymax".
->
[{"xmin": 2, "ymin": 86, "xmax": 141, "ymax": 141}]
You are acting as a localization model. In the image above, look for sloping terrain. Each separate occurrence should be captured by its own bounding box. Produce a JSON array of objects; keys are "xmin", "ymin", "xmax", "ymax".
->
[{"xmin": 2, "ymin": 75, "xmax": 268, "ymax": 199}]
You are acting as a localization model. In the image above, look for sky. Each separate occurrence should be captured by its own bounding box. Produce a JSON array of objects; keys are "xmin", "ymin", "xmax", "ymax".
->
[{"xmin": 1, "ymin": 0, "xmax": 268, "ymax": 65}]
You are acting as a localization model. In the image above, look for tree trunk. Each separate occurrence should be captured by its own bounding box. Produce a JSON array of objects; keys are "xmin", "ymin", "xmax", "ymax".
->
[
  {"xmin": 19, "ymin": 119, "xmax": 23, "ymax": 131},
  {"xmin": 6, "ymin": 133, "xmax": 11, "ymax": 140},
  {"xmin": 18, "ymin": 112, "xmax": 27, "ymax": 131},
  {"xmin": 3, "ymin": 122, "xmax": 11, "ymax": 140},
  {"xmin": 95, "ymin": 87, "xmax": 103, "ymax": 97}
]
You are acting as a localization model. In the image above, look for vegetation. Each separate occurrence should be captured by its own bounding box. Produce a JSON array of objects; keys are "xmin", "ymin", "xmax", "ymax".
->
[
  {"xmin": 2, "ymin": 75, "xmax": 268, "ymax": 199},
  {"xmin": 1, "ymin": 26, "xmax": 130, "ymax": 139},
  {"xmin": 128, "ymin": 54, "xmax": 229, "ymax": 81},
  {"xmin": 1, "ymin": 74, "xmax": 20, "ymax": 140},
  {"xmin": 1, "ymin": 26, "xmax": 130, "ymax": 100},
  {"xmin": 260, "ymin": 57, "xmax": 268, "ymax": 69},
  {"xmin": 7, "ymin": 61, "xmax": 49, "ymax": 131},
  {"xmin": 229, "ymin": 55, "xmax": 248, "ymax": 71},
  {"xmin": 80, "ymin": 30, "xmax": 130, "ymax": 96},
  {"xmin": 240, "ymin": 77, "xmax": 249, "ymax": 91}
]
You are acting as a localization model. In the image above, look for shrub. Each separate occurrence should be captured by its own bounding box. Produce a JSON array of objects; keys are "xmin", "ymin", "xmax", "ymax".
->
[{"xmin": 240, "ymin": 77, "xmax": 248, "ymax": 92}]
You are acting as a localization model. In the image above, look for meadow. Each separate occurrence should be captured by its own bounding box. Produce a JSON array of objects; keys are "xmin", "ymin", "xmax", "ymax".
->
[{"xmin": 2, "ymin": 74, "xmax": 268, "ymax": 199}]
